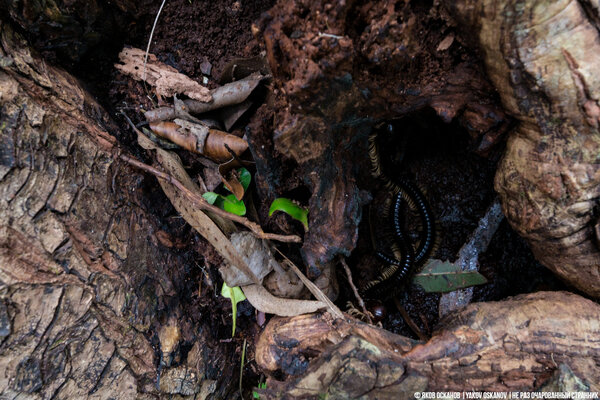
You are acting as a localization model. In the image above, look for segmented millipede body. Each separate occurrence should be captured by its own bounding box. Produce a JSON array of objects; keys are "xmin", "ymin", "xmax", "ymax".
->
[{"xmin": 361, "ymin": 124, "xmax": 436, "ymax": 299}]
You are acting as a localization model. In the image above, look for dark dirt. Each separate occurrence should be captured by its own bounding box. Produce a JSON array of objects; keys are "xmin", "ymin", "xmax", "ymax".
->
[
  {"xmin": 341, "ymin": 110, "xmax": 564, "ymax": 338},
  {"xmin": 5, "ymin": 0, "xmax": 568, "ymax": 390}
]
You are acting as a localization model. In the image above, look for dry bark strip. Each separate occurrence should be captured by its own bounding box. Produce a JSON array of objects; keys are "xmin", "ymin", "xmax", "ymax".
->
[
  {"xmin": 115, "ymin": 47, "xmax": 212, "ymax": 102},
  {"xmin": 255, "ymin": 291, "xmax": 600, "ymax": 396}
]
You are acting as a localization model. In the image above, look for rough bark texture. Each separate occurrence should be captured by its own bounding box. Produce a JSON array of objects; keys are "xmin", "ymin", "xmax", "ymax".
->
[
  {"xmin": 255, "ymin": 291, "xmax": 600, "ymax": 396},
  {"xmin": 0, "ymin": 23, "xmax": 238, "ymax": 399},
  {"xmin": 445, "ymin": 0, "xmax": 600, "ymax": 297}
]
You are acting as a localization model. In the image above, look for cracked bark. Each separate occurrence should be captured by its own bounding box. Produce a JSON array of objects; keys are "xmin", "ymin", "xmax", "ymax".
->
[{"xmin": 0, "ymin": 23, "xmax": 237, "ymax": 399}]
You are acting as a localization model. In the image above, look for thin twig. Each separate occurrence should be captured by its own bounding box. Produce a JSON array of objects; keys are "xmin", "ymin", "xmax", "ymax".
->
[
  {"xmin": 339, "ymin": 257, "xmax": 371, "ymax": 324},
  {"xmin": 394, "ymin": 298, "xmax": 428, "ymax": 341},
  {"xmin": 120, "ymin": 154, "xmax": 301, "ymax": 243},
  {"xmin": 119, "ymin": 110, "xmax": 301, "ymax": 243},
  {"xmin": 143, "ymin": 0, "xmax": 167, "ymax": 81},
  {"xmin": 239, "ymin": 338, "xmax": 246, "ymax": 400},
  {"xmin": 274, "ymin": 248, "xmax": 345, "ymax": 320}
]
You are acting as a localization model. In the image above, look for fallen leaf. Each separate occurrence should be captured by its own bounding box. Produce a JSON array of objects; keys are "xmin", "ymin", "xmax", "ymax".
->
[
  {"xmin": 219, "ymin": 99, "xmax": 253, "ymax": 131},
  {"xmin": 242, "ymin": 284, "xmax": 326, "ymax": 317},
  {"xmin": 222, "ymin": 167, "xmax": 251, "ymax": 201},
  {"xmin": 412, "ymin": 259, "xmax": 488, "ymax": 293},
  {"xmin": 204, "ymin": 129, "xmax": 248, "ymax": 163},
  {"xmin": 219, "ymin": 231, "xmax": 279, "ymax": 287}
]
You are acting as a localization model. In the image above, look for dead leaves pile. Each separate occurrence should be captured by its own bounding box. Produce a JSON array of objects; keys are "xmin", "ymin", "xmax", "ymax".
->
[{"xmin": 116, "ymin": 47, "xmax": 341, "ymax": 319}]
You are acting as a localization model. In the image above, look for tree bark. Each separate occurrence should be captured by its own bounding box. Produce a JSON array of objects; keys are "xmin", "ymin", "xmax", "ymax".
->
[
  {"xmin": 255, "ymin": 291, "xmax": 600, "ymax": 396},
  {"xmin": 446, "ymin": 0, "xmax": 600, "ymax": 298},
  {"xmin": 0, "ymin": 23, "xmax": 238, "ymax": 399}
]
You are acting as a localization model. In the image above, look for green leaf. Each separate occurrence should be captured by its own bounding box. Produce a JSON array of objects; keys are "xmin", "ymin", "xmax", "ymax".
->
[
  {"xmin": 253, "ymin": 382, "xmax": 267, "ymax": 399},
  {"xmin": 222, "ymin": 194, "xmax": 246, "ymax": 216},
  {"xmin": 221, "ymin": 283, "xmax": 247, "ymax": 337},
  {"xmin": 269, "ymin": 198, "xmax": 308, "ymax": 230},
  {"xmin": 238, "ymin": 167, "xmax": 251, "ymax": 191},
  {"xmin": 223, "ymin": 167, "xmax": 251, "ymax": 194},
  {"xmin": 202, "ymin": 191, "xmax": 219, "ymax": 204},
  {"xmin": 412, "ymin": 259, "xmax": 488, "ymax": 293},
  {"xmin": 204, "ymin": 192, "xmax": 246, "ymax": 216}
]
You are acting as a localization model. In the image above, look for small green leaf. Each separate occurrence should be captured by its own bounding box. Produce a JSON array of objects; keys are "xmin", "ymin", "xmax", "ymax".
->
[
  {"xmin": 221, "ymin": 283, "xmax": 247, "ymax": 337},
  {"xmin": 204, "ymin": 192, "xmax": 246, "ymax": 215},
  {"xmin": 202, "ymin": 192, "xmax": 219, "ymax": 204},
  {"xmin": 238, "ymin": 167, "xmax": 251, "ymax": 191},
  {"xmin": 253, "ymin": 382, "xmax": 267, "ymax": 399},
  {"xmin": 412, "ymin": 259, "xmax": 488, "ymax": 293},
  {"xmin": 222, "ymin": 194, "xmax": 246, "ymax": 216},
  {"xmin": 269, "ymin": 198, "xmax": 308, "ymax": 230}
]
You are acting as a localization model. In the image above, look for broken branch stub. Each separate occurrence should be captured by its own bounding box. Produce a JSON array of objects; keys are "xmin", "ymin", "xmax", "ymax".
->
[{"xmin": 115, "ymin": 47, "xmax": 211, "ymax": 102}]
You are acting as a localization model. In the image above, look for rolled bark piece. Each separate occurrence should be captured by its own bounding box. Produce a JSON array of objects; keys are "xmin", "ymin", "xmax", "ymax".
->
[
  {"xmin": 149, "ymin": 119, "xmax": 248, "ymax": 162},
  {"xmin": 255, "ymin": 292, "xmax": 600, "ymax": 395},
  {"xmin": 144, "ymin": 73, "xmax": 264, "ymax": 121},
  {"xmin": 445, "ymin": 0, "xmax": 600, "ymax": 297}
]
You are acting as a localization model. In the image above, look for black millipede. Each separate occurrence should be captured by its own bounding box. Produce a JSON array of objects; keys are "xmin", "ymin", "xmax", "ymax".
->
[
  {"xmin": 363, "ymin": 195, "xmax": 415, "ymax": 296},
  {"xmin": 361, "ymin": 123, "xmax": 436, "ymax": 298}
]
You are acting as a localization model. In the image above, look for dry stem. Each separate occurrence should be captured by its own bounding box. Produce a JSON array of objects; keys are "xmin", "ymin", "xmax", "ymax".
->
[{"xmin": 120, "ymin": 154, "xmax": 301, "ymax": 243}]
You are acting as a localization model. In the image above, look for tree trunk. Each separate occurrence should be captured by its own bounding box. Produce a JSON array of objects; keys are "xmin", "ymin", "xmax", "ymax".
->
[{"xmin": 0, "ymin": 23, "xmax": 238, "ymax": 399}]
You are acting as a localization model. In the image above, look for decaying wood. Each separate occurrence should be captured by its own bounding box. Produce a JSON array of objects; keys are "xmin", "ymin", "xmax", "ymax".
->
[
  {"xmin": 251, "ymin": 0, "xmax": 510, "ymax": 282},
  {"xmin": 115, "ymin": 46, "xmax": 212, "ymax": 102},
  {"xmin": 446, "ymin": 0, "xmax": 600, "ymax": 297},
  {"xmin": 255, "ymin": 292, "xmax": 600, "ymax": 396}
]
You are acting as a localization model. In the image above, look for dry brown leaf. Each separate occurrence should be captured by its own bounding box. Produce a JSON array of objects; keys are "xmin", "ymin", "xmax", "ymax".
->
[
  {"xmin": 220, "ymin": 168, "xmax": 245, "ymax": 201},
  {"xmin": 136, "ymin": 133, "xmax": 260, "ymax": 285},
  {"xmin": 115, "ymin": 47, "xmax": 211, "ymax": 102},
  {"xmin": 219, "ymin": 99, "xmax": 253, "ymax": 131},
  {"xmin": 263, "ymin": 266, "xmax": 304, "ymax": 299},
  {"xmin": 219, "ymin": 232, "xmax": 279, "ymax": 287},
  {"xmin": 149, "ymin": 119, "xmax": 248, "ymax": 163},
  {"xmin": 203, "ymin": 129, "xmax": 248, "ymax": 163},
  {"xmin": 242, "ymin": 284, "xmax": 326, "ymax": 317},
  {"xmin": 144, "ymin": 73, "xmax": 265, "ymax": 121}
]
